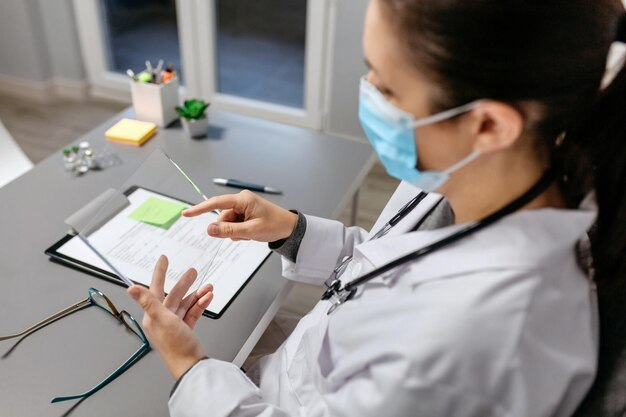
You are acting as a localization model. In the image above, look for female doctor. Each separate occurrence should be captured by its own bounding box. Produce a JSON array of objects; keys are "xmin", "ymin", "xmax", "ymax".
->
[{"xmin": 127, "ymin": 0, "xmax": 626, "ymax": 415}]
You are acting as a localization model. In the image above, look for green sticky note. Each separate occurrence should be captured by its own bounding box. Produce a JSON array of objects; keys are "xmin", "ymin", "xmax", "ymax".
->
[{"xmin": 129, "ymin": 196, "xmax": 187, "ymax": 229}]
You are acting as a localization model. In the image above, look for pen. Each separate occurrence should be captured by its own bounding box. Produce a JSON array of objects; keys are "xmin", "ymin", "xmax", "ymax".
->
[
  {"xmin": 155, "ymin": 59, "xmax": 164, "ymax": 83},
  {"xmin": 145, "ymin": 60, "xmax": 157, "ymax": 83},
  {"xmin": 126, "ymin": 69, "xmax": 137, "ymax": 81},
  {"xmin": 162, "ymin": 64, "xmax": 175, "ymax": 83},
  {"xmin": 213, "ymin": 178, "xmax": 283, "ymax": 194}
]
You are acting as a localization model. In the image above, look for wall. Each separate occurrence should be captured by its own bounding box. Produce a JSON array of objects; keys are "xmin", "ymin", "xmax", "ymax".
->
[
  {"xmin": 0, "ymin": 0, "xmax": 50, "ymax": 81},
  {"xmin": 0, "ymin": 0, "xmax": 86, "ymax": 100},
  {"xmin": 323, "ymin": 0, "xmax": 368, "ymax": 140},
  {"xmin": 36, "ymin": 0, "xmax": 86, "ymax": 81}
]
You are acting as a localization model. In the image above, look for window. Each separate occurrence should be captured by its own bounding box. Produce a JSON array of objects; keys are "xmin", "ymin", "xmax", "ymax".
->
[
  {"xmin": 73, "ymin": 0, "xmax": 329, "ymax": 128},
  {"xmin": 100, "ymin": 0, "xmax": 184, "ymax": 84},
  {"xmin": 215, "ymin": 0, "xmax": 306, "ymax": 108}
]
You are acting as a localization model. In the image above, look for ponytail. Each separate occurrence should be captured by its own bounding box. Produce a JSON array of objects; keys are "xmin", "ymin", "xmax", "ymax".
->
[
  {"xmin": 566, "ymin": 43, "xmax": 626, "ymax": 285},
  {"xmin": 571, "ymin": 21, "xmax": 626, "ymax": 415}
]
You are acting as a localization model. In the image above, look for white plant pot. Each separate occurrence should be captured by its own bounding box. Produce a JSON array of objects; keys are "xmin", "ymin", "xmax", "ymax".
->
[{"xmin": 181, "ymin": 117, "xmax": 208, "ymax": 138}]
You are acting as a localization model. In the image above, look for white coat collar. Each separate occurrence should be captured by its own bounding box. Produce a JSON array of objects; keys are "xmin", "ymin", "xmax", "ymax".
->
[{"xmin": 354, "ymin": 206, "xmax": 597, "ymax": 286}]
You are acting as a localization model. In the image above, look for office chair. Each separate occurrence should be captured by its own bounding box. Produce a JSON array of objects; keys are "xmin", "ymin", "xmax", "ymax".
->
[
  {"xmin": 0, "ymin": 119, "xmax": 33, "ymax": 188},
  {"xmin": 574, "ymin": 277, "xmax": 626, "ymax": 416}
]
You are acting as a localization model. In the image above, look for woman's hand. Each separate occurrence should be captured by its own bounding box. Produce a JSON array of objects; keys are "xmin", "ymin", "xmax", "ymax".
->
[
  {"xmin": 127, "ymin": 255, "xmax": 213, "ymax": 380},
  {"xmin": 182, "ymin": 190, "xmax": 298, "ymax": 242}
]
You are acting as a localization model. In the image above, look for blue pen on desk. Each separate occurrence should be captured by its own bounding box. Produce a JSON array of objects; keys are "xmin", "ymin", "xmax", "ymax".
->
[{"xmin": 213, "ymin": 178, "xmax": 283, "ymax": 194}]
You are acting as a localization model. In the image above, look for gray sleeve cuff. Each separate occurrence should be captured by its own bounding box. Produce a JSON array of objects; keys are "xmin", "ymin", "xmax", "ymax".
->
[{"xmin": 268, "ymin": 211, "xmax": 307, "ymax": 263}]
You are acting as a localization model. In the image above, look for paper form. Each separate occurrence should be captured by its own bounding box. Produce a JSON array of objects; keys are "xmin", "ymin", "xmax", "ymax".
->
[{"xmin": 57, "ymin": 188, "xmax": 271, "ymax": 316}]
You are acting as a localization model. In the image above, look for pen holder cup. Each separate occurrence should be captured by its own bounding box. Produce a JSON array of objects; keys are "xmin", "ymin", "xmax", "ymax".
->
[{"xmin": 130, "ymin": 77, "xmax": 180, "ymax": 128}]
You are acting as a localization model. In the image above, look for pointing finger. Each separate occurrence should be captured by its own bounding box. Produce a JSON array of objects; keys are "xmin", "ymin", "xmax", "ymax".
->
[{"xmin": 182, "ymin": 194, "xmax": 242, "ymax": 217}]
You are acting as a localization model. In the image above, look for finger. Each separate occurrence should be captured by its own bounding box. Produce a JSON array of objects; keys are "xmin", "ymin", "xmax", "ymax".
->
[
  {"xmin": 183, "ymin": 291, "xmax": 214, "ymax": 329},
  {"xmin": 150, "ymin": 255, "xmax": 168, "ymax": 302},
  {"xmin": 218, "ymin": 209, "xmax": 242, "ymax": 223},
  {"xmin": 207, "ymin": 220, "xmax": 253, "ymax": 239},
  {"xmin": 182, "ymin": 194, "xmax": 242, "ymax": 217},
  {"xmin": 164, "ymin": 268, "xmax": 198, "ymax": 311},
  {"xmin": 177, "ymin": 289, "xmax": 199, "ymax": 319},
  {"xmin": 178, "ymin": 283, "xmax": 213, "ymax": 318},
  {"xmin": 128, "ymin": 285, "xmax": 165, "ymax": 320}
]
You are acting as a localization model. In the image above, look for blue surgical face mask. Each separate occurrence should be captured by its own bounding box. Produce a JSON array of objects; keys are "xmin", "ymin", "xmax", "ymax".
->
[{"xmin": 359, "ymin": 77, "xmax": 481, "ymax": 192}]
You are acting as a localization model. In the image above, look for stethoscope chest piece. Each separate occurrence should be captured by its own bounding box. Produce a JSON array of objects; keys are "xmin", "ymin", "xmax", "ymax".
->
[{"xmin": 322, "ymin": 279, "xmax": 357, "ymax": 315}]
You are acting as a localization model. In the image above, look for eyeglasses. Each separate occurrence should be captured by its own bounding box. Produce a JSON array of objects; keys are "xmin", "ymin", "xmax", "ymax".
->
[{"xmin": 0, "ymin": 287, "xmax": 150, "ymax": 403}]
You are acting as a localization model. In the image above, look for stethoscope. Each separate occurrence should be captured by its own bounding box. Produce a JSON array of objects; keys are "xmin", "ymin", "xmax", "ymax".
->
[{"xmin": 321, "ymin": 169, "xmax": 555, "ymax": 314}]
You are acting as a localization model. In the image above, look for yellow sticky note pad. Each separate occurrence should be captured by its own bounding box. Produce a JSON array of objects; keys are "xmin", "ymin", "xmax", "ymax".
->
[
  {"xmin": 105, "ymin": 118, "xmax": 157, "ymax": 146},
  {"xmin": 129, "ymin": 197, "xmax": 187, "ymax": 229}
]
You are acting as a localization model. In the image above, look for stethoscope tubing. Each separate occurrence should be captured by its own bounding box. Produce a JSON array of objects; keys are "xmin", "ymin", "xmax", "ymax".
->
[{"xmin": 324, "ymin": 169, "xmax": 555, "ymax": 305}]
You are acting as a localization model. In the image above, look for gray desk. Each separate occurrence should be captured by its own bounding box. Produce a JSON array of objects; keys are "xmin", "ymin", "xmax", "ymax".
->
[{"xmin": 0, "ymin": 108, "xmax": 373, "ymax": 417}]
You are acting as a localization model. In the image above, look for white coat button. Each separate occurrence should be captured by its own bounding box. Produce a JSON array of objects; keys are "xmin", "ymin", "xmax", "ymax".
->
[{"xmin": 351, "ymin": 262, "xmax": 362, "ymax": 279}]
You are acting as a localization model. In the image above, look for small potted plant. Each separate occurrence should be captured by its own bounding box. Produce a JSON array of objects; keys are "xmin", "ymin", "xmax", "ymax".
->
[{"xmin": 176, "ymin": 99, "xmax": 210, "ymax": 138}]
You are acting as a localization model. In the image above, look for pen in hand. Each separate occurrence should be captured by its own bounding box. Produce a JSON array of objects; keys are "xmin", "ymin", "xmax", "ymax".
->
[{"xmin": 213, "ymin": 178, "xmax": 283, "ymax": 195}]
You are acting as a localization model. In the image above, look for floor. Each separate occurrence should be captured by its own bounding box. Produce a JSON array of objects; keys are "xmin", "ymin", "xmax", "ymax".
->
[
  {"xmin": 0, "ymin": 93, "xmax": 399, "ymax": 314},
  {"xmin": 0, "ymin": 95, "xmax": 127, "ymax": 163}
]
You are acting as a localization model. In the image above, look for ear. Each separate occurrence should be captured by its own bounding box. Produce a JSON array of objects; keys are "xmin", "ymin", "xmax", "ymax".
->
[{"xmin": 468, "ymin": 101, "xmax": 524, "ymax": 154}]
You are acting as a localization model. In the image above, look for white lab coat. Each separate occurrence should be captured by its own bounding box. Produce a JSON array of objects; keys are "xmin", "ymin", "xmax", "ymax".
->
[{"xmin": 169, "ymin": 181, "xmax": 598, "ymax": 417}]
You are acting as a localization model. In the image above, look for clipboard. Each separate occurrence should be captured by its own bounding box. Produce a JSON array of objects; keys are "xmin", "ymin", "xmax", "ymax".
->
[{"xmin": 45, "ymin": 186, "xmax": 271, "ymax": 319}]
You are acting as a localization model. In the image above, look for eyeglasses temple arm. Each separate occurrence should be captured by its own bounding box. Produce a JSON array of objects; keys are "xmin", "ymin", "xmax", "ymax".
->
[
  {"xmin": 50, "ymin": 343, "xmax": 150, "ymax": 403},
  {"xmin": 0, "ymin": 298, "xmax": 91, "ymax": 341}
]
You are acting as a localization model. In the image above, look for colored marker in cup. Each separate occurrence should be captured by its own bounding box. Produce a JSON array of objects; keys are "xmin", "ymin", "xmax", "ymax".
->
[{"xmin": 137, "ymin": 71, "xmax": 153, "ymax": 83}]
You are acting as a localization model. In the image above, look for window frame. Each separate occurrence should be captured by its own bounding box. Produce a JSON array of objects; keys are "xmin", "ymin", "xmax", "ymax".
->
[{"xmin": 72, "ymin": 0, "xmax": 329, "ymax": 129}]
